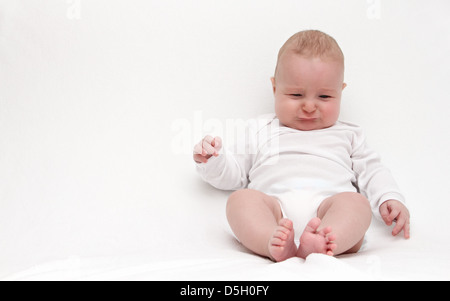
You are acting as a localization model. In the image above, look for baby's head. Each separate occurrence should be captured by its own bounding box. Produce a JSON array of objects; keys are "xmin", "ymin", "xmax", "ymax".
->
[{"xmin": 271, "ymin": 30, "xmax": 346, "ymax": 131}]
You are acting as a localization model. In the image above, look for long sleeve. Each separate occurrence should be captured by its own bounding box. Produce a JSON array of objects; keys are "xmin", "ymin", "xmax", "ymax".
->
[
  {"xmin": 351, "ymin": 127, "xmax": 406, "ymax": 220},
  {"xmin": 195, "ymin": 147, "xmax": 252, "ymax": 191},
  {"xmin": 194, "ymin": 114, "xmax": 275, "ymax": 191}
]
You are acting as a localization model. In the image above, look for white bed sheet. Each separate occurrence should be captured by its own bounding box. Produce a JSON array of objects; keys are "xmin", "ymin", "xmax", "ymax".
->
[
  {"xmin": 1, "ymin": 159, "xmax": 449, "ymax": 281},
  {"xmin": 1, "ymin": 0, "xmax": 450, "ymax": 281}
]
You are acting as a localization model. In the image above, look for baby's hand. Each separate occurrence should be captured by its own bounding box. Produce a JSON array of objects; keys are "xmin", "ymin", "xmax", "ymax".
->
[
  {"xmin": 379, "ymin": 200, "xmax": 410, "ymax": 239},
  {"xmin": 193, "ymin": 135, "xmax": 222, "ymax": 164}
]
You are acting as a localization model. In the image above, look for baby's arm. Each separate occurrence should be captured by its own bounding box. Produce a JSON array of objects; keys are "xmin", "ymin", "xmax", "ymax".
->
[
  {"xmin": 379, "ymin": 200, "xmax": 410, "ymax": 239},
  {"xmin": 349, "ymin": 125, "xmax": 410, "ymax": 239},
  {"xmin": 193, "ymin": 135, "xmax": 222, "ymax": 164},
  {"xmin": 193, "ymin": 135, "xmax": 250, "ymax": 190},
  {"xmin": 193, "ymin": 115, "xmax": 271, "ymax": 190}
]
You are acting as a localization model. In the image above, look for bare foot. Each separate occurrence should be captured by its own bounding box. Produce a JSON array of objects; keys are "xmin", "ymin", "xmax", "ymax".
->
[
  {"xmin": 296, "ymin": 217, "xmax": 337, "ymax": 259},
  {"xmin": 268, "ymin": 218, "xmax": 297, "ymax": 262}
]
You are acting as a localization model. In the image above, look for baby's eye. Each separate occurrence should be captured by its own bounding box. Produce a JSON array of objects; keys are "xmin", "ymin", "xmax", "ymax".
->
[
  {"xmin": 319, "ymin": 95, "xmax": 332, "ymax": 99},
  {"xmin": 290, "ymin": 94, "xmax": 302, "ymax": 97}
]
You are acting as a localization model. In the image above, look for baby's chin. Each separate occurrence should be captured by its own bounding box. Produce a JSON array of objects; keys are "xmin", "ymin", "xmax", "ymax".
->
[{"xmin": 278, "ymin": 118, "xmax": 334, "ymax": 131}]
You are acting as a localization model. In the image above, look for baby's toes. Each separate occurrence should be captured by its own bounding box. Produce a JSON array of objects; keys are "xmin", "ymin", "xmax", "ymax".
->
[
  {"xmin": 278, "ymin": 218, "xmax": 294, "ymax": 231},
  {"xmin": 326, "ymin": 233, "xmax": 336, "ymax": 242},
  {"xmin": 270, "ymin": 237, "xmax": 286, "ymax": 246},
  {"xmin": 319, "ymin": 226, "xmax": 333, "ymax": 236},
  {"xmin": 273, "ymin": 229, "xmax": 288, "ymax": 241}
]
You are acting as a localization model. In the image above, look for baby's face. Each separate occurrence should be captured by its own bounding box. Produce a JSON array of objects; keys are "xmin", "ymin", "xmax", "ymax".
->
[{"xmin": 272, "ymin": 53, "xmax": 346, "ymax": 131}]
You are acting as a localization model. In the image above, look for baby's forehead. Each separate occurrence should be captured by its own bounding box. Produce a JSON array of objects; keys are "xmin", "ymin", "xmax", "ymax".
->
[
  {"xmin": 281, "ymin": 49, "xmax": 343, "ymax": 65},
  {"xmin": 277, "ymin": 52, "xmax": 344, "ymax": 76},
  {"xmin": 276, "ymin": 53, "xmax": 345, "ymax": 86}
]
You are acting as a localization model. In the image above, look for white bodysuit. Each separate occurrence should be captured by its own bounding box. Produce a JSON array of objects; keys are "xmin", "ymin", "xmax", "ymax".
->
[{"xmin": 196, "ymin": 114, "xmax": 406, "ymax": 240}]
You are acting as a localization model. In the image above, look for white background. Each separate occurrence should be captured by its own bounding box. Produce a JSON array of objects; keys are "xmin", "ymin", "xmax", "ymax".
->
[{"xmin": 1, "ymin": 0, "xmax": 450, "ymax": 279}]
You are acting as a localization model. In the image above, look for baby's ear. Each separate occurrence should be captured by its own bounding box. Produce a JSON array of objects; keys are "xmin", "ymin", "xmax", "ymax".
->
[
  {"xmin": 270, "ymin": 77, "xmax": 276, "ymax": 93},
  {"xmin": 342, "ymin": 82, "xmax": 347, "ymax": 90}
]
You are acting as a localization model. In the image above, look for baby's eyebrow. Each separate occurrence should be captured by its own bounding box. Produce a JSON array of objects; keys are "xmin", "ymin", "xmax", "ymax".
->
[
  {"xmin": 284, "ymin": 87, "xmax": 337, "ymax": 94},
  {"xmin": 283, "ymin": 86, "xmax": 305, "ymax": 91},
  {"xmin": 318, "ymin": 88, "xmax": 337, "ymax": 93}
]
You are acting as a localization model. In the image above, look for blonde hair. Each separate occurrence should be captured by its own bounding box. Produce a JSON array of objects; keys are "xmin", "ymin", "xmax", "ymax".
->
[{"xmin": 274, "ymin": 30, "xmax": 344, "ymax": 77}]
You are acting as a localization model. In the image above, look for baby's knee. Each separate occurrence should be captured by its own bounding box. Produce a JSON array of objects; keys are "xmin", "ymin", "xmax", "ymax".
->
[
  {"xmin": 227, "ymin": 189, "xmax": 251, "ymax": 211},
  {"xmin": 341, "ymin": 192, "xmax": 373, "ymax": 225},
  {"xmin": 227, "ymin": 189, "xmax": 249, "ymax": 204},
  {"xmin": 340, "ymin": 192, "xmax": 371, "ymax": 210},
  {"xmin": 226, "ymin": 189, "xmax": 281, "ymax": 217},
  {"xmin": 227, "ymin": 188, "xmax": 266, "ymax": 203},
  {"xmin": 321, "ymin": 192, "xmax": 372, "ymax": 219}
]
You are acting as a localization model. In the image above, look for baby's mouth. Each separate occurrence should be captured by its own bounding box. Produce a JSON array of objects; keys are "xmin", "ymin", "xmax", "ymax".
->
[{"xmin": 298, "ymin": 117, "xmax": 318, "ymax": 121}]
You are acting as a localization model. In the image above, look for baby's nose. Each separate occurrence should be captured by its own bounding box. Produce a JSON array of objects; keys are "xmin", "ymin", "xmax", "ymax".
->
[{"xmin": 302, "ymin": 100, "xmax": 316, "ymax": 113}]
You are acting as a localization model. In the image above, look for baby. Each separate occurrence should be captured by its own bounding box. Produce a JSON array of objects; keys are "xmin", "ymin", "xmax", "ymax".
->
[{"xmin": 193, "ymin": 30, "xmax": 410, "ymax": 262}]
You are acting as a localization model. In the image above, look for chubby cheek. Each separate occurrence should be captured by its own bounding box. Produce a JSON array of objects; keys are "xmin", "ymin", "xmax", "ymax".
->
[
  {"xmin": 320, "ymin": 102, "xmax": 341, "ymax": 123},
  {"xmin": 274, "ymin": 98, "xmax": 295, "ymax": 121}
]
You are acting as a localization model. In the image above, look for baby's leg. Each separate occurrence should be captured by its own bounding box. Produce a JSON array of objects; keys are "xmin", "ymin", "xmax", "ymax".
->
[
  {"xmin": 316, "ymin": 192, "xmax": 372, "ymax": 255},
  {"xmin": 226, "ymin": 189, "xmax": 296, "ymax": 262}
]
